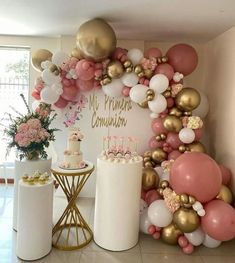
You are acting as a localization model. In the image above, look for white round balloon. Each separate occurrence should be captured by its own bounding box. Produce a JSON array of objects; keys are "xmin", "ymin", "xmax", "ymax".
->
[
  {"xmin": 127, "ymin": 48, "xmax": 144, "ymax": 65},
  {"xmin": 102, "ymin": 79, "xmax": 124, "ymax": 97},
  {"xmin": 121, "ymin": 72, "xmax": 139, "ymax": 87},
  {"xmin": 148, "ymin": 94, "xmax": 167, "ymax": 113},
  {"xmin": 192, "ymin": 201, "xmax": 203, "ymax": 211},
  {"xmin": 192, "ymin": 90, "xmax": 209, "ymax": 118},
  {"xmin": 52, "ymin": 51, "xmax": 70, "ymax": 66},
  {"xmin": 40, "ymin": 86, "xmax": 60, "ymax": 104},
  {"xmin": 179, "ymin": 128, "xmax": 195, "ymax": 144},
  {"xmin": 185, "ymin": 227, "xmax": 205, "ymax": 246},
  {"xmin": 129, "ymin": 84, "xmax": 148, "ymax": 103},
  {"xmin": 149, "ymin": 74, "xmax": 169, "ymax": 93},
  {"xmin": 203, "ymin": 234, "xmax": 221, "ymax": 248},
  {"xmin": 42, "ymin": 68, "xmax": 61, "ymax": 85},
  {"xmin": 140, "ymin": 209, "xmax": 152, "ymax": 234},
  {"xmin": 148, "ymin": 200, "xmax": 173, "ymax": 227},
  {"xmin": 154, "ymin": 166, "xmax": 164, "ymax": 178},
  {"xmin": 160, "ymin": 172, "xmax": 170, "ymax": 182}
]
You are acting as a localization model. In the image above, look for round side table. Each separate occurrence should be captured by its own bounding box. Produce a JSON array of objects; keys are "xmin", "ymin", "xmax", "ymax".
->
[{"xmin": 51, "ymin": 161, "xmax": 94, "ymax": 250}]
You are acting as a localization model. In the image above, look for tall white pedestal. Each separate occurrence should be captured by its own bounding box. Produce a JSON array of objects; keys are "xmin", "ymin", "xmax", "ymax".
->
[
  {"xmin": 94, "ymin": 157, "xmax": 143, "ymax": 251},
  {"xmin": 13, "ymin": 158, "xmax": 52, "ymax": 231},
  {"xmin": 16, "ymin": 178, "xmax": 54, "ymax": 261}
]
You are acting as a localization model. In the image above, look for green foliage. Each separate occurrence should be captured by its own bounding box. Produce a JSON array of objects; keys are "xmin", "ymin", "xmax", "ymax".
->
[{"xmin": 5, "ymin": 53, "xmax": 29, "ymax": 79}]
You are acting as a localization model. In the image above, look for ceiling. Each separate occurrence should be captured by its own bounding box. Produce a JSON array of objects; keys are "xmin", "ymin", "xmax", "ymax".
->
[{"xmin": 1, "ymin": 0, "xmax": 235, "ymax": 42}]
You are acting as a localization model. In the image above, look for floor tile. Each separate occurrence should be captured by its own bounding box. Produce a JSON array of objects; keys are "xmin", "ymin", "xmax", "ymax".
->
[
  {"xmin": 201, "ymin": 255, "xmax": 235, "ymax": 263},
  {"xmin": 199, "ymin": 239, "xmax": 235, "ymax": 256},
  {"xmin": 142, "ymin": 253, "xmax": 204, "ymax": 263}
]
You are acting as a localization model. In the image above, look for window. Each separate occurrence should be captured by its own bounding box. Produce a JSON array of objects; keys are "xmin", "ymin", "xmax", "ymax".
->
[{"xmin": 0, "ymin": 47, "xmax": 30, "ymax": 164}]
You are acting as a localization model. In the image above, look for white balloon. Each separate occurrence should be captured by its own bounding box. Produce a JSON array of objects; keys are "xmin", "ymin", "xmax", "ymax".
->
[
  {"xmin": 192, "ymin": 201, "xmax": 203, "ymax": 211},
  {"xmin": 32, "ymin": 100, "xmax": 40, "ymax": 111},
  {"xmin": 121, "ymin": 72, "xmax": 139, "ymax": 87},
  {"xmin": 140, "ymin": 209, "xmax": 151, "ymax": 234},
  {"xmin": 179, "ymin": 128, "xmax": 195, "ymax": 144},
  {"xmin": 193, "ymin": 90, "xmax": 209, "ymax": 118},
  {"xmin": 41, "ymin": 60, "xmax": 52, "ymax": 70},
  {"xmin": 150, "ymin": 112, "xmax": 159, "ymax": 119},
  {"xmin": 154, "ymin": 166, "xmax": 164, "ymax": 178},
  {"xmin": 197, "ymin": 209, "xmax": 206, "ymax": 217},
  {"xmin": 149, "ymin": 74, "xmax": 169, "ymax": 93},
  {"xmin": 52, "ymin": 51, "xmax": 69, "ymax": 66},
  {"xmin": 203, "ymin": 234, "xmax": 221, "ymax": 248},
  {"xmin": 148, "ymin": 94, "xmax": 167, "ymax": 113},
  {"xmin": 51, "ymin": 83, "xmax": 63, "ymax": 95},
  {"xmin": 42, "ymin": 68, "xmax": 61, "ymax": 85},
  {"xmin": 160, "ymin": 172, "xmax": 170, "ymax": 182},
  {"xmin": 140, "ymin": 199, "xmax": 148, "ymax": 214},
  {"xmin": 102, "ymin": 79, "xmax": 124, "ymax": 97},
  {"xmin": 148, "ymin": 200, "xmax": 173, "ymax": 227},
  {"xmin": 40, "ymin": 86, "xmax": 60, "ymax": 104},
  {"xmin": 129, "ymin": 84, "xmax": 148, "ymax": 103},
  {"xmin": 127, "ymin": 48, "xmax": 144, "ymax": 65},
  {"xmin": 185, "ymin": 227, "xmax": 205, "ymax": 246}
]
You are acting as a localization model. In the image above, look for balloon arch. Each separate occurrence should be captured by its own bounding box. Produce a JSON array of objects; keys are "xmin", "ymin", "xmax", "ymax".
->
[{"xmin": 31, "ymin": 18, "xmax": 235, "ymax": 254}]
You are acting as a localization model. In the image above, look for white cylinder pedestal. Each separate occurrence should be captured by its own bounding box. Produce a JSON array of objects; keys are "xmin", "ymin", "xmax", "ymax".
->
[
  {"xmin": 13, "ymin": 158, "xmax": 52, "ymax": 231},
  {"xmin": 94, "ymin": 157, "xmax": 143, "ymax": 251},
  {"xmin": 16, "ymin": 178, "xmax": 54, "ymax": 261}
]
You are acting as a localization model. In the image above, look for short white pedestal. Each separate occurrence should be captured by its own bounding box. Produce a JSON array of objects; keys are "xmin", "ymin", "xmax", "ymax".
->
[
  {"xmin": 16, "ymin": 178, "xmax": 54, "ymax": 261},
  {"xmin": 13, "ymin": 158, "xmax": 52, "ymax": 231},
  {"xmin": 94, "ymin": 158, "xmax": 143, "ymax": 251}
]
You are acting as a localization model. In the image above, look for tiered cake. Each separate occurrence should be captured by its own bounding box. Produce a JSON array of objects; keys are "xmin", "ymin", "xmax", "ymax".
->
[{"xmin": 60, "ymin": 127, "xmax": 85, "ymax": 169}]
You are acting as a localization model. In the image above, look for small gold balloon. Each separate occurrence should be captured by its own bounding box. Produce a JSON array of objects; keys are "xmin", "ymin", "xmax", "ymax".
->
[
  {"xmin": 180, "ymin": 194, "xmax": 189, "ymax": 204},
  {"xmin": 146, "ymin": 89, "xmax": 155, "ymax": 96},
  {"xmin": 144, "ymin": 69, "xmax": 154, "ymax": 79},
  {"xmin": 137, "ymin": 72, "xmax": 145, "ymax": 78},
  {"xmin": 161, "ymin": 223, "xmax": 182, "ymax": 245},
  {"xmin": 123, "ymin": 60, "xmax": 132, "ymax": 68},
  {"xmin": 161, "ymin": 56, "xmax": 168, "ymax": 63},
  {"xmin": 107, "ymin": 60, "xmax": 124, "ymax": 79},
  {"xmin": 175, "ymin": 87, "xmax": 201, "ymax": 111},
  {"xmin": 163, "ymin": 115, "xmax": 183, "ymax": 133},
  {"xmin": 188, "ymin": 142, "xmax": 206, "ymax": 153},
  {"xmin": 138, "ymin": 100, "xmax": 148, "ymax": 109},
  {"xmin": 31, "ymin": 49, "xmax": 53, "ymax": 72},
  {"xmin": 169, "ymin": 107, "xmax": 183, "ymax": 118},
  {"xmin": 76, "ymin": 18, "xmax": 116, "ymax": 61},
  {"xmin": 152, "ymin": 148, "xmax": 167, "ymax": 163},
  {"xmin": 184, "ymin": 111, "xmax": 192, "ymax": 116},
  {"xmin": 125, "ymin": 66, "xmax": 133, "ymax": 73},
  {"xmin": 173, "ymin": 207, "xmax": 200, "ymax": 233},
  {"xmin": 189, "ymin": 196, "xmax": 196, "ymax": 205},
  {"xmin": 71, "ymin": 47, "xmax": 83, "ymax": 59},
  {"xmin": 143, "ymin": 156, "xmax": 151, "ymax": 162},
  {"xmin": 144, "ymin": 161, "xmax": 153, "ymax": 168},
  {"xmin": 216, "ymin": 185, "xmax": 233, "ymax": 204},
  {"xmin": 134, "ymin": 65, "xmax": 143, "ymax": 74},
  {"xmin": 163, "ymin": 90, "xmax": 171, "ymax": 98},
  {"xmin": 160, "ymin": 180, "xmax": 169, "ymax": 189},
  {"xmin": 101, "ymin": 77, "xmax": 112, "ymax": 86},
  {"xmin": 142, "ymin": 167, "xmax": 159, "ymax": 191},
  {"xmin": 179, "ymin": 145, "xmax": 186, "ymax": 153},
  {"xmin": 144, "ymin": 151, "xmax": 152, "ymax": 157},
  {"xmin": 158, "ymin": 188, "xmax": 164, "ymax": 196},
  {"xmin": 155, "ymin": 135, "xmax": 161, "ymax": 142},
  {"xmin": 160, "ymin": 133, "xmax": 166, "ymax": 140},
  {"xmin": 147, "ymin": 95, "xmax": 154, "ymax": 101}
]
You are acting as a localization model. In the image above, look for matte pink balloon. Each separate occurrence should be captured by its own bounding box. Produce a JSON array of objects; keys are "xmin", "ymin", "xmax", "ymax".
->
[
  {"xmin": 170, "ymin": 152, "xmax": 222, "ymax": 203},
  {"xmin": 144, "ymin": 47, "xmax": 162, "ymax": 59},
  {"xmin": 182, "ymin": 243, "xmax": 194, "ymax": 254},
  {"xmin": 166, "ymin": 132, "xmax": 182, "ymax": 149},
  {"xmin": 141, "ymin": 189, "xmax": 147, "ymax": 200},
  {"xmin": 54, "ymin": 96, "xmax": 69, "ymax": 108},
  {"xmin": 148, "ymin": 225, "xmax": 157, "ymax": 235},
  {"xmin": 151, "ymin": 118, "xmax": 168, "ymax": 135},
  {"xmin": 155, "ymin": 63, "xmax": 175, "ymax": 80},
  {"xmin": 122, "ymin": 86, "xmax": 130, "ymax": 97},
  {"xmin": 166, "ymin": 44, "xmax": 198, "ymax": 76},
  {"xmin": 75, "ymin": 59, "xmax": 95, "ymax": 80},
  {"xmin": 153, "ymin": 231, "xmax": 161, "ymax": 240},
  {"xmin": 148, "ymin": 137, "xmax": 164, "ymax": 150},
  {"xmin": 168, "ymin": 150, "xmax": 182, "ymax": 160},
  {"xmin": 76, "ymin": 78, "xmax": 94, "ymax": 91},
  {"xmin": 194, "ymin": 128, "xmax": 203, "ymax": 141},
  {"xmin": 32, "ymin": 90, "xmax": 41, "ymax": 100},
  {"xmin": 145, "ymin": 190, "xmax": 162, "ymax": 206},
  {"xmin": 61, "ymin": 85, "xmax": 78, "ymax": 101},
  {"xmin": 167, "ymin": 97, "xmax": 174, "ymax": 108},
  {"xmin": 178, "ymin": 235, "xmax": 188, "ymax": 248},
  {"xmin": 219, "ymin": 165, "xmax": 232, "ymax": 185},
  {"xmin": 201, "ymin": 200, "xmax": 235, "ymax": 241}
]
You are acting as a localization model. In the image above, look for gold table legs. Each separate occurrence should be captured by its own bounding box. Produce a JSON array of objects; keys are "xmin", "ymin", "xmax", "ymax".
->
[{"xmin": 52, "ymin": 167, "xmax": 94, "ymax": 250}]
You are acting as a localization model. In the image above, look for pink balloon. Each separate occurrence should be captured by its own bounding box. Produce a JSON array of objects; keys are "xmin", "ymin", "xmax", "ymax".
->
[
  {"xmin": 151, "ymin": 118, "xmax": 168, "ymax": 135},
  {"xmin": 34, "ymin": 83, "xmax": 43, "ymax": 92},
  {"xmin": 144, "ymin": 47, "xmax": 162, "ymax": 59},
  {"xmin": 54, "ymin": 96, "xmax": 69, "ymax": 108},
  {"xmin": 62, "ymin": 77, "xmax": 72, "ymax": 87},
  {"xmin": 75, "ymin": 59, "xmax": 95, "ymax": 80},
  {"xmin": 153, "ymin": 231, "xmax": 161, "ymax": 240},
  {"xmin": 122, "ymin": 86, "xmax": 130, "ymax": 97},
  {"xmin": 166, "ymin": 44, "xmax": 198, "ymax": 76},
  {"xmin": 168, "ymin": 150, "xmax": 182, "ymax": 160},
  {"xmin": 76, "ymin": 78, "xmax": 94, "ymax": 91},
  {"xmin": 201, "ymin": 200, "xmax": 235, "ymax": 241},
  {"xmin": 145, "ymin": 190, "xmax": 162, "ymax": 206},
  {"xmin": 219, "ymin": 165, "xmax": 232, "ymax": 185},
  {"xmin": 148, "ymin": 225, "xmax": 156, "ymax": 235},
  {"xmin": 178, "ymin": 236, "xmax": 188, "ymax": 248},
  {"xmin": 167, "ymin": 97, "xmax": 174, "ymax": 108},
  {"xmin": 61, "ymin": 85, "xmax": 78, "ymax": 101},
  {"xmin": 155, "ymin": 63, "xmax": 175, "ymax": 80},
  {"xmin": 148, "ymin": 137, "xmax": 164, "ymax": 150},
  {"xmin": 32, "ymin": 90, "xmax": 41, "ymax": 100},
  {"xmin": 170, "ymin": 152, "xmax": 222, "ymax": 203},
  {"xmin": 182, "ymin": 243, "xmax": 194, "ymax": 254},
  {"xmin": 194, "ymin": 128, "xmax": 203, "ymax": 141},
  {"xmin": 166, "ymin": 132, "xmax": 182, "ymax": 149},
  {"xmin": 141, "ymin": 189, "xmax": 147, "ymax": 200}
]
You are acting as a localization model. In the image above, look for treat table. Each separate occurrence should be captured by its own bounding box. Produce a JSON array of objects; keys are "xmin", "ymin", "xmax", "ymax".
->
[{"xmin": 51, "ymin": 161, "xmax": 94, "ymax": 250}]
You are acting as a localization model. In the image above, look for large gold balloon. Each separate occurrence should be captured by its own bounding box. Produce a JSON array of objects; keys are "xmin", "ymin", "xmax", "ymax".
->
[
  {"xmin": 188, "ymin": 141, "xmax": 206, "ymax": 153},
  {"xmin": 161, "ymin": 223, "xmax": 182, "ymax": 245},
  {"xmin": 216, "ymin": 185, "xmax": 233, "ymax": 204},
  {"xmin": 76, "ymin": 18, "xmax": 117, "ymax": 61},
  {"xmin": 169, "ymin": 107, "xmax": 183, "ymax": 117},
  {"xmin": 107, "ymin": 60, "xmax": 124, "ymax": 79},
  {"xmin": 152, "ymin": 148, "xmax": 167, "ymax": 163},
  {"xmin": 142, "ymin": 167, "xmax": 159, "ymax": 191},
  {"xmin": 175, "ymin": 87, "xmax": 201, "ymax": 111},
  {"xmin": 71, "ymin": 47, "xmax": 83, "ymax": 59},
  {"xmin": 173, "ymin": 207, "xmax": 200, "ymax": 233},
  {"xmin": 163, "ymin": 115, "xmax": 183, "ymax": 133},
  {"xmin": 31, "ymin": 49, "xmax": 52, "ymax": 72}
]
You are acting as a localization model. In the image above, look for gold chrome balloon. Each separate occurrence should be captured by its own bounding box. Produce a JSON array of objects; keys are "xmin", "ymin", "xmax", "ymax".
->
[
  {"xmin": 107, "ymin": 60, "xmax": 124, "ymax": 79},
  {"xmin": 144, "ymin": 151, "xmax": 152, "ymax": 157},
  {"xmin": 71, "ymin": 47, "xmax": 83, "ymax": 59},
  {"xmin": 31, "ymin": 49, "xmax": 52, "ymax": 72},
  {"xmin": 160, "ymin": 180, "xmax": 169, "ymax": 189},
  {"xmin": 163, "ymin": 90, "xmax": 171, "ymax": 98},
  {"xmin": 180, "ymin": 194, "xmax": 189, "ymax": 204},
  {"xmin": 216, "ymin": 185, "xmax": 233, "ymax": 204},
  {"xmin": 175, "ymin": 87, "xmax": 201, "ymax": 111},
  {"xmin": 169, "ymin": 107, "xmax": 183, "ymax": 117},
  {"xmin": 144, "ymin": 69, "xmax": 154, "ymax": 79},
  {"xmin": 173, "ymin": 207, "xmax": 200, "ymax": 233},
  {"xmin": 76, "ymin": 18, "xmax": 116, "ymax": 61},
  {"xmin": 161, "ymin": 223, "xmax": 182, "ymax": 245},
  {"xmin": 138, "ymin": 100, "xmax": 149, "ymax": 109},
  {"xmin": 188, "ymin": 141, "xmax": 206, "ymax": 153},
  {"xmin": 144, "ymin": 161, "xmax": 153, "ymax": 168},
  {"xmin": 163, "ymin": 115, "xmax": 183, "ymax": 133},
  {"xmin": 151, "ymin": 148, "xmax": 167, "ymax": 163},
  {"xmin": 142, "ymin": 167, "xmax": 159, "ymax": 191}
]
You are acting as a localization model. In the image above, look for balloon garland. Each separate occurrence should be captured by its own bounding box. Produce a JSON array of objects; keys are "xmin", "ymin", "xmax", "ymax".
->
[{"xmin": 31, "ymin": 18, "xmax": 235, "ymax": 254}]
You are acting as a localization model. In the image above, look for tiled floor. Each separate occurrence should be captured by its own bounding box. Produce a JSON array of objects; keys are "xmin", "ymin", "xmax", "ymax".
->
[{"xmin": 1, "ymin": 185, "xmax": 235, "ymax": 263}]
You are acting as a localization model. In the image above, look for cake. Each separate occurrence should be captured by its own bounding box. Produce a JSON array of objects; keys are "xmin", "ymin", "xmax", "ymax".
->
[{"xmin": 61, "ymin": 127, "xmax": 85, "ymax": 169}]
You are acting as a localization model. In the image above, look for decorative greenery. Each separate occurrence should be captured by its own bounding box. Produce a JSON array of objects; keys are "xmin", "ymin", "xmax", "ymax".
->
[{"xmin": 4, "ymin": 94, "xmax": 59, "ymax": 160}]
